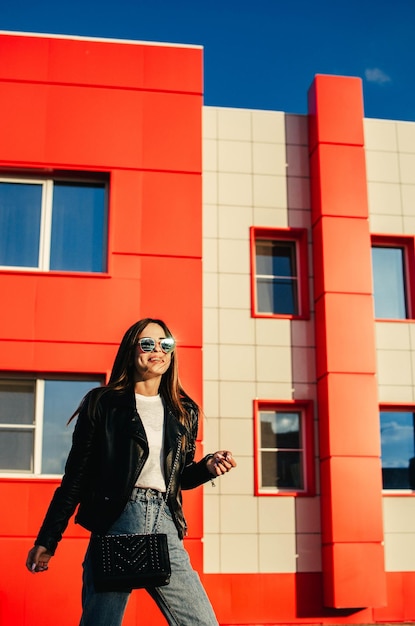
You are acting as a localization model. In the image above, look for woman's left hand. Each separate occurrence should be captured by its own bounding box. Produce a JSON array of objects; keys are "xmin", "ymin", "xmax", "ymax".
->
[{"xmin": 206, "ymin": 451, "xmax": 237, "ymax": 476}]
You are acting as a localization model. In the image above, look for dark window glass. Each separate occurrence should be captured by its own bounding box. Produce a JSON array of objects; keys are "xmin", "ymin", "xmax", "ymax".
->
[
  {"xmin": 0, "ymin": 182, "xmax": 42, "ymax": 267},
  {"xmin": 256, "ymin": 241, "xmax": 298, "ymax": 314},
  {"xmin": 42, "ymin": 379, "xmax": 99, "ymax": 474},
  {"xmin": 0, "ymin": 381, "xmax": 35, "ymax": 425},
  {"xmin": 0, "ymin": 378, "xmax": 101, "ymax": 475},
  {"xmin": 0, "ymin": 430, "xmax": 34, "ymax": 471},
  {"xmin": 259, "ymin": 410, "xmax": 303, "ymax": 490},
  {"xmin": 0, "ymin": 177, "xmax": 107, "ymax": 273},
  {"xmin": 372, "ymin": 246, "xmax": 407, "ymax": 319},
  {"xmin": 0, "ymin": 381, "xmax": 35, "ymax": 471},
  {"xmin": 50, "ymin": 182, "xmax": 106, "ymax": 272},
  {"xmin": 380, "ymin": 411, "xmax": 415, "ymax": 490}
]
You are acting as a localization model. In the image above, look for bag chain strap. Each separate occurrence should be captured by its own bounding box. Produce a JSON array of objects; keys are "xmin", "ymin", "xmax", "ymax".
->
[{"xmin": 154, "ymin": 436, "xmax": 182, "ymax": 533}]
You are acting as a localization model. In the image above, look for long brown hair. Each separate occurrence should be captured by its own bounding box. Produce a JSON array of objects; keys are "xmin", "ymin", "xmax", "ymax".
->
[{"xmin": 70, "ymin": 318, "xmax": 196, "ymax": 431}]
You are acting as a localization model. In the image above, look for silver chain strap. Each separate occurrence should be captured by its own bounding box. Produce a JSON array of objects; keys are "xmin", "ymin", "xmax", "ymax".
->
[{"xmin": 154, "ymin": 436, "xmax": 182, "ymax": 533}]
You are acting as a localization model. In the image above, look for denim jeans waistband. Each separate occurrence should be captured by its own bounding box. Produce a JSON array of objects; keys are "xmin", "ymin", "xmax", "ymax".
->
[{"xmin": 130, "ymin": 486, "xmax": 166, "ymax": 502}]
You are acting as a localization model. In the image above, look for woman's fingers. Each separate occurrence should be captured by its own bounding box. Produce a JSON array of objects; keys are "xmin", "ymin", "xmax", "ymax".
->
[
  {"xmin": 213, "ymin": 451, "xmax": 237, "ymax": 474},
  {"xmin": 26, "ymin": 545, "xmax": 52, "ymax": 574}
]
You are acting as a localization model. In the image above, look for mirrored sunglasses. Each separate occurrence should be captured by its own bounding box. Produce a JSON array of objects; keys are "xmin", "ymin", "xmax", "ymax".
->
[{"xmin": 137, "ymin": 337, "xmax": 175, "ymax": 354}]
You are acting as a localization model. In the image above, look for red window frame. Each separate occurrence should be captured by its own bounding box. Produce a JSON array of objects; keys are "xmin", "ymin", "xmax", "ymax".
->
[
  {"xmin": 371, "ymin": 234, "xmax": 415, "ymax": 320},
  {"xmin": 250, "ymin": 226, "xmax": 310, "ymax": 319},
  {"xmin": 253, "ymin": 399, "xmax": 315, "ymax": 497}
]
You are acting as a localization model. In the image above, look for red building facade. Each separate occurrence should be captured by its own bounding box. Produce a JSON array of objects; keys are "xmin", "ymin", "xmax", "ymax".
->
[
  {"xmin": 0, "ymin": 31, "xmax": 204, "ymax": 625},
  {"xmin": 1, "ymin": 31, "xmax": 415, "ymax": 626}
]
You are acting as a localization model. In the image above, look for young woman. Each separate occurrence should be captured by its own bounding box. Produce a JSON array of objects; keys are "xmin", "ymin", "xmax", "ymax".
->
[{"xmin": 26, "ymin": 318, "xmax": 236, "ymax": 626}]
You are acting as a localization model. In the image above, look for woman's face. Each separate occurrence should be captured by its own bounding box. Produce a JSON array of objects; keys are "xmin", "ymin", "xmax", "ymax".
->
[{"xmin": 133, "ymin": 322, "xmax": 173, "ymax": 383}]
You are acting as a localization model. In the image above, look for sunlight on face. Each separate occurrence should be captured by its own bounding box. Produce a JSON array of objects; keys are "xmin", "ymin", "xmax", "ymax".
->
[{"xmin": 134, "ymin": 323, "xmax": 173, "ymax": 384}]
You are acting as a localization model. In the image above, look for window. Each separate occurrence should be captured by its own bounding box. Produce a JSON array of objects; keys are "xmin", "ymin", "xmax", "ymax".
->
[
  {"xmin": 251, "ymin": 227, "xmax": 309, "ymax": 318},
  {"xmin": 254, "ymin": 400, "xmax": 314, "ymax": 495},
  {"xmin": 380, "ymin": 406, "xmax": 415, "ymax": 490},
  {"xmin": 0, "ymin": 174, "xmax": 108, "ymax": 273},
  {"xmin": 371, "ymin": 235, "xmax": 415, "ymax": 319},
  {"xmin": 0, "ymin": 377, "xmax": 102, "ymax": 475}
]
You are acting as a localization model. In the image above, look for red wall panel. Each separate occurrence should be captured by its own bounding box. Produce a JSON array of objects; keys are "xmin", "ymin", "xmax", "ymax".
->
[
  {"xmin": 1, "ymin": 273, "xmax": 139, "ymax": 344},
  {"xmin": 110, "ymin": 170, "xmax": 202, "ymax": 258},
  {"xmin": 0, "ymin": 33, "xmax": 203, "ymax": 94},
  {"xmin": 312, "ymin": 216, "xmax": 373, "ymax": 299},
  {"xmin": 0, "ymin": 34, "xmax": 51, "ymax": 82},
  {"xmin": 45, "ymin": 86, "xmax": 145, "ymax": 168},
  {"xmin": 308, "ymin": 74, "xmax": 364, "ymax": 149},
  {"xmin": 205, "ymin": 574, "xmax": 297, "ymax": 624},
  {"xmin": 0, "ymin": 480, "xmax": 91, "ymax": 539},
  {"xmin": 139, "ymin": 171, "xmax": 202, "ymax": 257},
  {"xmin": 310, "ymin": 144, "xmax": 369, "ymax": 222},
  {"xmin": 373, "ymin": 572, "xmax": 405, "ymax": 622},
  {"xmin": 141, "ymin": 91, "xmax": 202, "ymax": 172},
  {"xmin": 320, "ymin": 457, "xmax": 384, "ymax": 544},
  {"xmin": 317, "ymin": 373, "xmax": 381, "ymax": 458},
  {"xmin": 315, "ymin": 293, "xmax": 377, "ymax": 375},
  {"xmin": 0, "ymin": 84, "xmax": 201, "ymax": 170},
  {"xmin": 138, "ymin": 256, "xmax": 202, "ymax": 341},
  {"xmin": 322, "ymin": 542, "xmax": 386, "ymax": 609},
  {"xmin": 0, "ymin": 82, "xmax": 48, "ymax": 163}
]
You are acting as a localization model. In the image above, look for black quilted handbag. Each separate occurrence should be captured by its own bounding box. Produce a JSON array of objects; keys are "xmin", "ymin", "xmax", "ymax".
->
[
  {"xmin": 90, "ymin": 532, "xmax": 171, "ymax": 591},
  {"xmin": 90, "ymin": 439, "xmax": 181, "ymax": 592}
]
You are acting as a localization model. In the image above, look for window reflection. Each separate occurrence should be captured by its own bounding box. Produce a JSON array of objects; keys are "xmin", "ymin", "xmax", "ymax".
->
[
  {"xmin": 260, "ymin": 410, "xmax": 303, "ymax": 490},
  {"xmin": 0, "ymin": 378, "xmax": 101, "ymax": 475},
  {"xmin": 42, "ymin": 380, "xmax": 100, "ymax": 474},
  {"xmin": 380, "ymin": 411, "xmax": 415, "ymax": 489},
  {"xmin": 256, "ymin": 241, "xmax": 298, "ymax": 315},
  {"xmin": 0, "ymin": 181, "xmax": 42, "ymax": 268},
  {"xmin": 0, "ymin": 381, "xmax": 35, "ymax": 471},
  {"xmin": 0, "ymin": 176, "xmax": 107, "ymax": 273},
  {"xmin": 51, "ymin": 182, "xmax": 107, "ymax": 272},
  {"xmin": 372, "ymin": 246, "xmax": 407, "ymax": 319}
]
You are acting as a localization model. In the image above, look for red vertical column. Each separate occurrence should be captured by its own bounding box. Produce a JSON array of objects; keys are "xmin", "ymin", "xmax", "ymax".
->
[{"xmin": 308, "ymin": 75, "xmax": 386, "ymax": 608}]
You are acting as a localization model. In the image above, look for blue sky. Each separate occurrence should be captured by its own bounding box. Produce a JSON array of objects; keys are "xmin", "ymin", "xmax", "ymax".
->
[{"xmin": 2, "ymin": 0, "xmax": 415, "ymax": 121}]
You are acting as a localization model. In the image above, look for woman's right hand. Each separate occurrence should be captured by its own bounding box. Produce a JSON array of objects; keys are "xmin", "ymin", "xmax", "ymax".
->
[
  {"xmin": 206, "ymin": 451, "xmax": 237, "ymax": 476},
  {"xmin": 26, "ymin": 545, "xmax": 52, "ymax": 574}
]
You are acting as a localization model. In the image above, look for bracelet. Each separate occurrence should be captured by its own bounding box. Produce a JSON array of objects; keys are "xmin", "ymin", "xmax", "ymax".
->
[{"xmin": 205, "ymin": 454, "xmax": 217, "ymax": 485}]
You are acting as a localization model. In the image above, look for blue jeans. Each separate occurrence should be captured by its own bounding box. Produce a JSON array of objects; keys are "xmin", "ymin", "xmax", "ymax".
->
[{"xmin": 79, "ymin": 488, "xmax": 219, "ymax": 626}]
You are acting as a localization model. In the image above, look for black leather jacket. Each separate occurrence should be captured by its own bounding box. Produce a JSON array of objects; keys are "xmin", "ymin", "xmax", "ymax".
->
[{"xmin": 35, "ymin": 387, "xmax": 213, "ymax": 555}]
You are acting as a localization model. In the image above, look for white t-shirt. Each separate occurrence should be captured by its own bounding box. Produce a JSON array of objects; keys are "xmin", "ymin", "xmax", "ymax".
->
[{"xmin": 134, "ymin": 393, "xmax": 166, "ymax": 492}]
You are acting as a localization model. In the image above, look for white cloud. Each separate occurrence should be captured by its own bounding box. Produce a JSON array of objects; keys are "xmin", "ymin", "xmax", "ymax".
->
[{"xmin": 365, "ymin": 67, "xmax": 391, "ymax": 85}]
